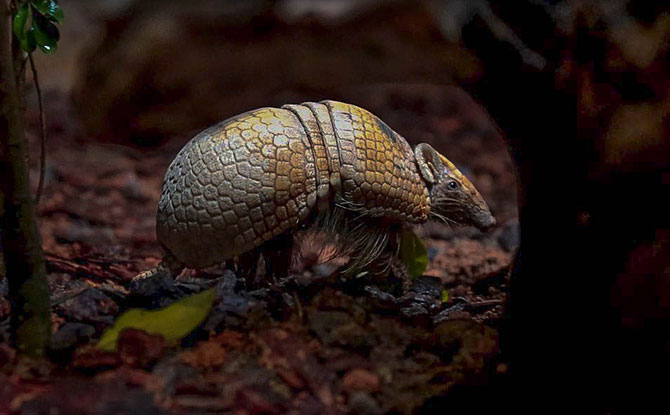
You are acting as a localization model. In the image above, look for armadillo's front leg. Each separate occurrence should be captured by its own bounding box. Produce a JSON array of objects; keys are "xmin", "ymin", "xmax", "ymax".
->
[
  {"xmin": 238, "ymin": 246, "xmax": 262, "ymax": 287},
  {"xmin": 391, "ymin": 256, "xmax": 413, "ymax": 295},
  {"xmin": 132, "ymin": 252, "xmax": 184, "ymax": 281}
]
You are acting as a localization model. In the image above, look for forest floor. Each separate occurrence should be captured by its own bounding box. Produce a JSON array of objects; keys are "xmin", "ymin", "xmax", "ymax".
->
[{"xmin": 0, "ymin": 89, "xmax": 517, "ymax": 414}]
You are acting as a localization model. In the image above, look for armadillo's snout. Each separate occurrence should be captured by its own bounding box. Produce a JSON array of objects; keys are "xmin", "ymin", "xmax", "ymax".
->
[
  {"xmin": 476, "ymin": 211, "xmax": 496, "ymax": 231},
  {"xmin": 473, "ymin": 209, "xmax": 496, "ymax": 231}
]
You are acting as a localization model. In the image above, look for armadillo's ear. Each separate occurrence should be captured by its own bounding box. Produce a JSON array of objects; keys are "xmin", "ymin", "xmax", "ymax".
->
[{"xmin": 415, "ymin": 143, "xmax": 441, "ymax": 184}]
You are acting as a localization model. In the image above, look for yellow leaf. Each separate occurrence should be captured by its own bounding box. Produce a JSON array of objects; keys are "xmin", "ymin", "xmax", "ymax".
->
[{"xmin": 97, "ymin": 288, "xmax": 216, "ymax": 351}]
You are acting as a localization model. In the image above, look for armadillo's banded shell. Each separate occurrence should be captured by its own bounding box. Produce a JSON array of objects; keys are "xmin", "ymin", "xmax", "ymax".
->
[
  {"xmin": 325, "ymin": 101, "xmax": 429, "ymax": 220},
  {"xmin": 281, "ymin": 104, "xmax": 333, "ymax": 207},
  {"xmin": 157, "ymin": 100, "xmax": 430, "ymax": 268}
]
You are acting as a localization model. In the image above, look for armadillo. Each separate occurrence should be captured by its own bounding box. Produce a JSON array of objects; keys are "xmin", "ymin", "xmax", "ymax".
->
[{"xmin": 139, "ymin": 100, "xmax": 494, "ymax": 280}]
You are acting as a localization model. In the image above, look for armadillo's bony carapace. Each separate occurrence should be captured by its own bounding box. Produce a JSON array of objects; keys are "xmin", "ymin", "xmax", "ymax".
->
[{"xmin": 140, "ymin": 100, "xmax": 495, "ymax": 280}]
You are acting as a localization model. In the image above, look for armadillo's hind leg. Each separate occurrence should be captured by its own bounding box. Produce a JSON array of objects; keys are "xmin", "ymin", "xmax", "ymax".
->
[
  {"xmin": 237, "ymin": 246, "xmax": 262, "ymax": 288},
  {"xmin": 234, "ymin": 234, "xmax": 293, "ymax": 290},
  {"xmin": 132, "ymin": 252, "xmax": 185, "ymax": 281},
  {"xmin": 261, "ymin": 232, "xmax": 294, "ymax": 280}
]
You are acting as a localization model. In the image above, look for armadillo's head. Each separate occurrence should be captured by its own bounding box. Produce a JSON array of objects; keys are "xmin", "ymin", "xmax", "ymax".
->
[{"xmin": 414, "ymin": 143, "xmax": 495, "ymax": 231}]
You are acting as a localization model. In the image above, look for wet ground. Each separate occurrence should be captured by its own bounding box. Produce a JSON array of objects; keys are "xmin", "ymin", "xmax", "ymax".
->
[{"xmin": 0, "ymin": 89, "xmax": 516, "ymax": 413}]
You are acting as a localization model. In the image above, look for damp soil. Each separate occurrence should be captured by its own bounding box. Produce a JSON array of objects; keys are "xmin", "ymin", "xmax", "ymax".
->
[{"xmin": 0, "ymin": 102, "xmax": 516, "ymax": 414}]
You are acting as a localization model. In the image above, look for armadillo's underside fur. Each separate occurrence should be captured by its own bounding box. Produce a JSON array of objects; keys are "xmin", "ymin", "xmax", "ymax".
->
[{"xmin": 157, "ymin": 100, "xmax": 430, "ymax": 269}]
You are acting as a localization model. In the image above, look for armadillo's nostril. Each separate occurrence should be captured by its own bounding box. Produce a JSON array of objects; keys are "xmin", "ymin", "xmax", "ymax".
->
[{"xmin": 476, "ymin": 213, "xmax": 496, "ymax": 231}]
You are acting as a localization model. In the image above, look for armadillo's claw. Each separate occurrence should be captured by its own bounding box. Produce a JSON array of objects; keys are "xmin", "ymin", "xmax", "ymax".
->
[
  {"xmin": 132, "ymin": 255, "xmax": 185, "ymax": 282},
  {"xmin": 131, "ymin": 266, "xmax": 163, "ymax": 282}
]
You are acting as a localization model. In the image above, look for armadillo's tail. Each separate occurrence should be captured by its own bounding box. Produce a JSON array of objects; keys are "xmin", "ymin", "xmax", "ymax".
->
[{"xmin": 132, "ymin": 251, "xmax": 185, "ymax": 281}]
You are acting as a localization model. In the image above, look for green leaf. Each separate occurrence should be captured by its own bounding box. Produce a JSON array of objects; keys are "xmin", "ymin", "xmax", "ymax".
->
[
  {"xmin": 441, "ymin": 289, "xmax": 449, "ymax": 303},
  {"xmin": 13, "ymin": 4, "xmax": 37, "ymax": 53},
  {"xmin": 31, "ymin": 0, "xmax": 63, "ymax": 22},
  {"xmin": 21, "ymin": 26, "xmax": 37, "ymax": 53},
  {"xmin": 97, "ymin": 288, "xmax": 216, "ymax": 351},
  {"xmin": 32, "ymin": 19, "xmax": 59, "ymax": 54},
  {"xmin": 31, "ymin": 0, "xmax": 48, "ymax": 14},
  {"xmin": 12, "ymin": 3, "xmax": 30, "ymax": 40},
  {"xmin": 398, "ymin": 228, "xmax": 428, "ymax": 279}
]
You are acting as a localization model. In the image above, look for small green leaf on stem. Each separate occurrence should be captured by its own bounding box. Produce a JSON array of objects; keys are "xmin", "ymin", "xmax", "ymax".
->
[
  {"xmin": 21, "ymin": 27, "xmax": 37, "ymax": 53},
  {"xmin": 31, "ymin": 0, "xmax": 64, "ymax": 23},
  {"xmin": 398, "ymin": 228, "xmax": 429, "ymax": 279},
  {"xmin": 12, "ymin": 3, "xmax": 30, "ymax": 39},
  {"xmin": 12, "ymin": 3, "xmax": 36, "ymax": 52},
  {"xmin": 97, "ymin": 288, "xmax": 217, "ymax": 351},
  {"xmin": 32, "ymin": 18, "xmax": 59, "ymax": 54},
  {"xmin": 30, "ymin": 0, "xmax": 49, "ymax": 14}
]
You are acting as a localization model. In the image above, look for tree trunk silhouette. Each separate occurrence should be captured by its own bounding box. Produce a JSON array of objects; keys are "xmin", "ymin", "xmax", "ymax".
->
[{"xmin": 0, "ymin": 0, "xmax": 50, "ymax": 356}]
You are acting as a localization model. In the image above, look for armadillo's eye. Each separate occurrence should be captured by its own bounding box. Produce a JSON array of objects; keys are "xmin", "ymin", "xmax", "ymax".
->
[{"xmin": 447, "ymin": 180, "xmax": 459, "ymax": 190}]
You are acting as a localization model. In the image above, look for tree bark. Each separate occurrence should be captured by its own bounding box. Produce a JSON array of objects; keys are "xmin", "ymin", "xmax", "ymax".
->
[{"xmin": 0, "ymin": 0, "xmax": 50, "ymax": 356}]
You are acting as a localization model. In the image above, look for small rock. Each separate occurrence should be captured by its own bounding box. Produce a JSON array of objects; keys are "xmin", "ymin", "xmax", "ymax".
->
[
  {"xmin": 342, "ymin": 369, "xmax": 380, "ymax": 393},
  {"xmin": 50, "ymin": 322, "xmax": 96, "ymax": 351},
  {"xmin": 128, "ymin": 270, "xmax": 187, "ymax": 308},
  {"xmin": 400, "ymin": 305, "xmax": 429, "ymax": 319},
  {"xmin": 348, "ymin": 391, "xmax": 382, "ymax": 415},
  {"xmin": 404, "ymin": 277, "xmax": 442, "ymax": 311},
  {"xmin": 214, "ymin": 269, "xmax": 237, "ymax": 296},
  {"xmin": 432, "ymin": 298, "xmax": 469, "ymax": 324},
  {"xmin": 203, "ymin": 270, "xmax": 267, "ymax": 330},
  {"xmin": 59, "ymin": 288, "xmax": 118, "ymax": 325},
  {"xmin": 129, "ymin": 269, "xmax": 175, "ymax": 295},
  {"xmin": 362, "ymin": 285, "xmax": 398, "ymax": 311}
]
